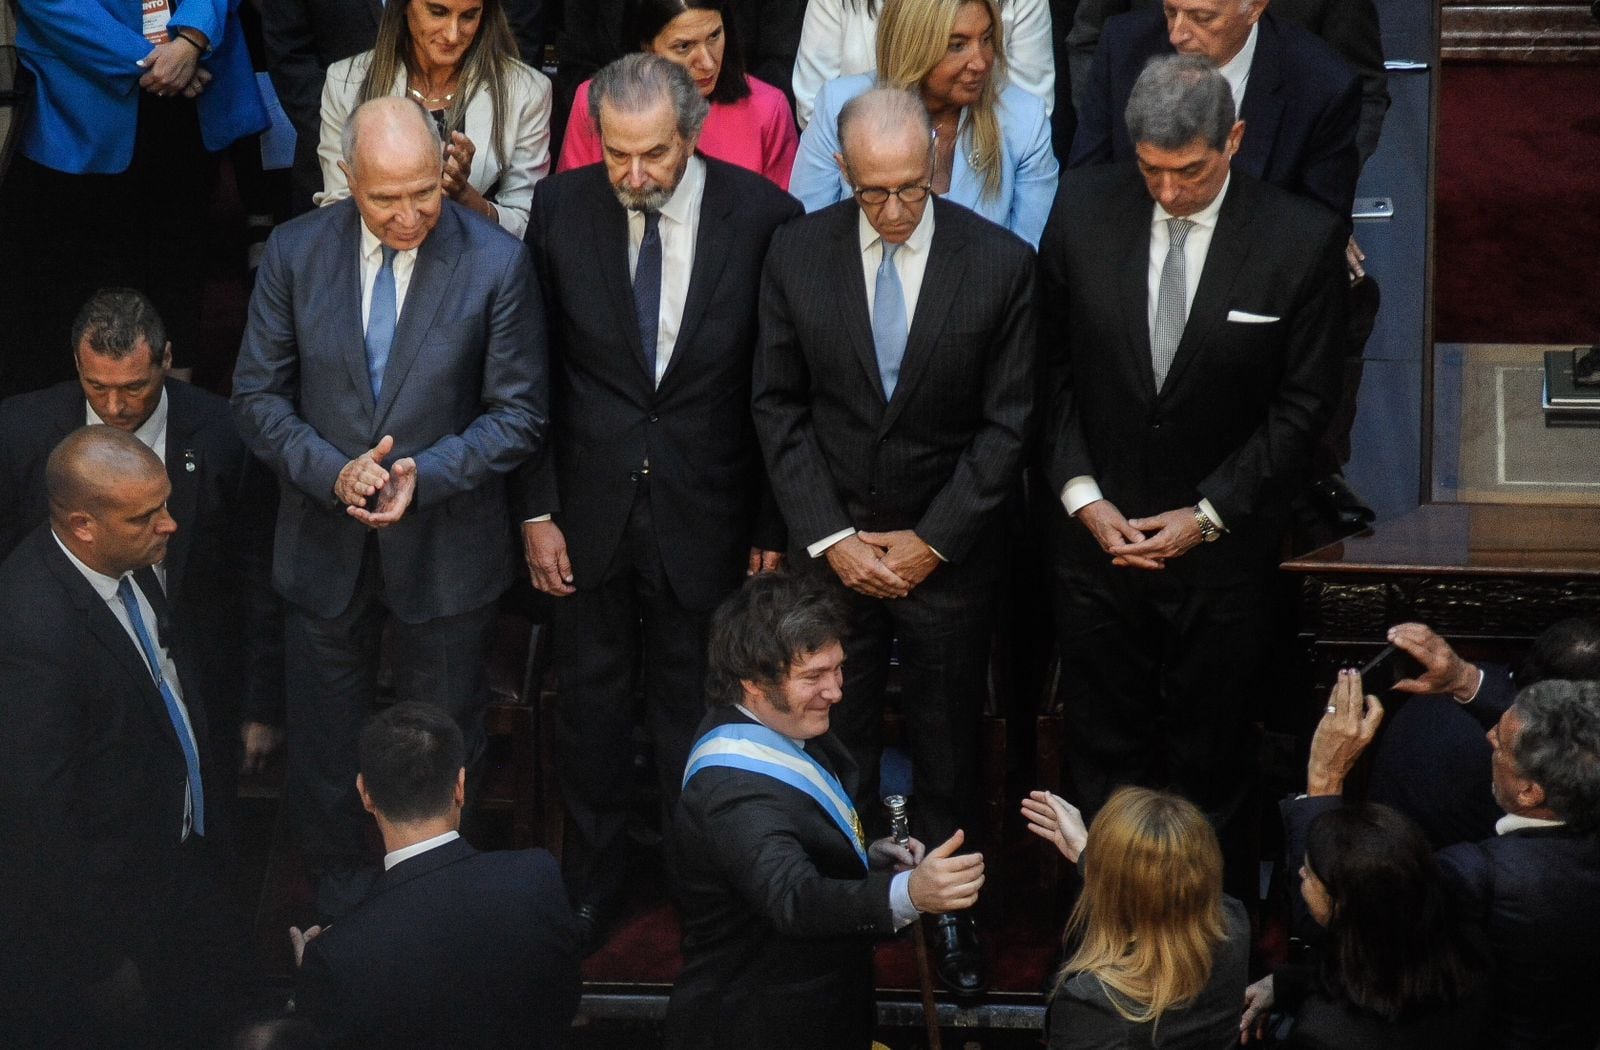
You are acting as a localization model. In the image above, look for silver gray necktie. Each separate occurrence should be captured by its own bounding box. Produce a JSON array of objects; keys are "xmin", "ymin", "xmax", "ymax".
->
[{"xmin": 1152, "ymin": 217, "xmax": 1194, "ymax": 391}]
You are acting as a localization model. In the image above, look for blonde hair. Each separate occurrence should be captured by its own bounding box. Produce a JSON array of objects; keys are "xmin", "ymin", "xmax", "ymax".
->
[
  {"xmin": 874, "ymin": 0, "xmax": 1008, "ymax": 200},
  {"xmin": 1056, "ymin": 788, "xmax": 1228, "ymax": 1025},
  {"xmin": 360, "ymin": 0, "xmax": 521, "ymax": 172}
]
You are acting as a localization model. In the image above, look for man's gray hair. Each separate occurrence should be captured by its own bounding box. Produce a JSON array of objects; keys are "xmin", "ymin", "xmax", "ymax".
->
[
  {"xmin": 1512, "ymin": 679, "xmax": 1600, "ymax": 832},
  {"xmin": 590, "ymin": 53, "xmax": 710, "ymax": 143},
  {"xmin": 1125, "ymin": 54, "xmax": 1236, "ymax": 152},
  {"xmin": 836, "ymin": 86, "xmax": 933, "ymax": 165},
  {"xmin": 340, "ymin": 96, "xmax": 443, "ymax": 175}
]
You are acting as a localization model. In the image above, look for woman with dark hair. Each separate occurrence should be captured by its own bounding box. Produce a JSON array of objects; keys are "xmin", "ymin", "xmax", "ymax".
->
[
  {"xmin": 557, "ymin": 0, "xmax": 799, "ymax": 188},
  {"xmin": 1023, "ymin": 786, "xmax": 1250, "ymax": 1050},
  {"xmin": 1241, "ymin": 803, "xmax": 1489, "ymax": 1048},
  {"xmin": 315, "ymin": 0, "xmax": 553, "ymax": 237}
]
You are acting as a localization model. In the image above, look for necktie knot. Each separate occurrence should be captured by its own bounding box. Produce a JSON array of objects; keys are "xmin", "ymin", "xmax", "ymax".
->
[
  {"xmin": 1167, "ymin": 217, "xmax": 1194, "ymax": 249},
  {"xmin": 643, "ymin": 210, "xmax": 661, "ymax": 236},
  {"xmin": 379, "ymin": 244, "xmax": 397, "ymax": 268},
  {"xmin": 881, "ymin": 240, "xmax": 901, "ymax": 264}
]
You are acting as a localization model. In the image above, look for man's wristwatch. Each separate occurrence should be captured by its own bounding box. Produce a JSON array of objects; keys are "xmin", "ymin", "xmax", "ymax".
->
[{"xmin": 1193, "ymin": 505, "xmax": 1221, "ymax": 543}]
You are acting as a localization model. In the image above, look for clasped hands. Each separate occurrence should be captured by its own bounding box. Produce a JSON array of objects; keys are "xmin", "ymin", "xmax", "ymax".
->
[
  {"xmin": 870, "ymin": 827, "xmax": 984, "ymax": 914},
  {"xmin": 136, "ymin": 33, "xmax": 212, "ymax": 99},
  {"xmin": 334, "ymin": 435, "xmax": 416, "ymax": 528},
  {"xmin": 1076, "ymin": 499, "xmax": 1202, "ymax": 570},
  {"xmin": 825, "ymin": 530, "xmax": 939, "ymax": 600}
]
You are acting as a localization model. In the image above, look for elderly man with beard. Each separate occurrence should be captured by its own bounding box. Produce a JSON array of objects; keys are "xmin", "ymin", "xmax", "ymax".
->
[{"xmin": 515, "ymin": 52, "xmax": 801, "ymax": 947}]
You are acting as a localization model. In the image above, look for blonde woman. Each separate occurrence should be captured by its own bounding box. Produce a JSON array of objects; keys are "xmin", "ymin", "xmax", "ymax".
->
[
  {"xmin": 1023, "ymin": 786, "xmax": 1249, "ymax": 1050},
  {"xmin": 787, "ymin": 0, "xmax": 1056, "ymax": 246},
  {"xmin": 316, "ymin": 0, "xmax": 552, "ymax": 238}
]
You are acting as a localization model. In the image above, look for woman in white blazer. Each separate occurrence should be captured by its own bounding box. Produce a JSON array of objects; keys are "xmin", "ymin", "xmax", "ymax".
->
[
  {"xmin": 792, "ymin": 0, "xmax": 1054, "ymax": 128},
  {"xmin": 316, "ymin": 0, "xmax": 551, "ymax": 239}
]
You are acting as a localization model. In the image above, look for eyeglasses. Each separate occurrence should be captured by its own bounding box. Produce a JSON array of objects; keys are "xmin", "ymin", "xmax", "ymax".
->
[{"xmin": 853, "ymin": 183, "xmax": 933, "ymax": 205}]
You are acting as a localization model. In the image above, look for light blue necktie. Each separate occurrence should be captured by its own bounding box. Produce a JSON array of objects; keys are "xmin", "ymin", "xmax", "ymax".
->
[
  {"xmin": 366, "ymin": 245, "xmax": 398, "ymax": 400},
  {"xmin": 872, "ymin": 241, "xmax": 908, "ymax": 398},
  {"xmin": 117, "ymin": 576, "xmax": 205, "ymax": 837}
]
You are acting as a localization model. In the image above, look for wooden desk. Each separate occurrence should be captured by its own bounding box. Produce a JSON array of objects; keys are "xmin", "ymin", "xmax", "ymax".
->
[{"xmin": 1285, "ymin": 502, "xmax": 1600, "ymax": 647}]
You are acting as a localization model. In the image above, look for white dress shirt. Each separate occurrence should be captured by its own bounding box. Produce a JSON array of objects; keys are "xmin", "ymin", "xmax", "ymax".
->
[
  {"xmin": 733, "ymin": 705, "xmax": 918, "ymax": 930},
  {"xmin": 359, "ymin": 221, "xmax": 419, "ymax": 333},
  {"xmin": 1495, "ymin": 813, "xmax": 1564, "ymax": 836},
  {"xmin": 1060, "ymin": 176, "xmax": 1233, "ymax": 529},
  {"xmin": 1217, "ymin": 24, "xmax": 1259, "ymax": 113},
  {"xmin": 52, "ymin": 530, "xmax": 200, "ymax": 840},
  {"xmin": 383, "ymin": 829, "xmax": 461, "ymax": 870},
  {"xmin": 87, "ymin": 388, "xmax": 170, "ymax": 588},
  {"xmin": 806, "ymin": 204, "xmax": 938, "ymax": 560},
  {"xmin": 628, "ymin": 154, "xmax": 706, "ymax": 387}
]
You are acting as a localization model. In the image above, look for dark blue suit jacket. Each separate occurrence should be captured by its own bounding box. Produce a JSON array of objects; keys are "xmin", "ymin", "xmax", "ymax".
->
[
  {"xmin": 1284, "ymin": 795, "xmax": 1600, "ymax": 1050},
  {"xmin": 297, "ymin": 837, "xmax": 582, "ymax": 1048},
  {"xmin": 1068, "ymin": 8, "xmax": 1361, "ymax": 223},
  {"xmin": 233, "ymin": 199, "xmax": 548, "ymax": 622}
]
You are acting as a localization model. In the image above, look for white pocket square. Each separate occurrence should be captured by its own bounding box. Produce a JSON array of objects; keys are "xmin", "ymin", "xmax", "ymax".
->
[{"xmin": 1227, "ymin": 310, "xmax": 1280, "ymax": 324}]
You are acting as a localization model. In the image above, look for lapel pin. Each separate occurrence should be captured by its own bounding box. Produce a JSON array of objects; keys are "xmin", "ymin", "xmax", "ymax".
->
[{"xmin": 183, "ymin": 449, "xmax": 197, "ymax": 473}]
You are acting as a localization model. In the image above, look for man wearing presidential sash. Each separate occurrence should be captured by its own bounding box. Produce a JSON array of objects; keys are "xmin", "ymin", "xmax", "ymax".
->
[{"xmin": 664, "ymin": 572, "xmax": 985, "ymax": 1050}]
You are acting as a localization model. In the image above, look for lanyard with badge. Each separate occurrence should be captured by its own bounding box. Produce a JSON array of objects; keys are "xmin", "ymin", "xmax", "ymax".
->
[{"xmin": 141, "ymin": 0, "xmax": 173, "ymax": 46}]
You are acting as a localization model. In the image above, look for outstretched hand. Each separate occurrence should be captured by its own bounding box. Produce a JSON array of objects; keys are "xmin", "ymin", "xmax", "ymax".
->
[
  {"xmin": 907, "ymin": 829, "xmax": 985, "ymax": 914},
  {"xmin": 1020, "ymin": 790, "xmax": 1088, "ymax": 863},
  {"xmin": 1306, "ymin": 669, "xmax": 1384, "ymax": 796}
]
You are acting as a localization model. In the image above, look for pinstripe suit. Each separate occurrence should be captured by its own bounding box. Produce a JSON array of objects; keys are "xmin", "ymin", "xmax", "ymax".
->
[{"xmin": 753, "ymin": 197, "xmax": 1036, "ymax": 842}]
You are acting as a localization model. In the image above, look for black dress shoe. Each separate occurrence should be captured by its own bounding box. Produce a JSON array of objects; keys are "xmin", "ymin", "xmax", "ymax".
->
[
  {"xmin": 1308, "ymin": 473, "xmax": 1375, "ymax": 529},
  {"xmin": 574, "ymin": 903, "xmax": 608, "ymax": 957},
  {"xmin": 932, "ymin": 914, "xmax": 989, "ymax": 998}
]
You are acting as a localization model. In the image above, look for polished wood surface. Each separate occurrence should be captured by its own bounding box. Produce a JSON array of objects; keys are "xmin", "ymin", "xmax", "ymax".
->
[
  {"xmin": 1442, "ymin": 0, "xmax": 1600, "ymax": 61},
  {"xmin": 1285, "ymin": 502, "xmax": 1600, "ymax": 577}
]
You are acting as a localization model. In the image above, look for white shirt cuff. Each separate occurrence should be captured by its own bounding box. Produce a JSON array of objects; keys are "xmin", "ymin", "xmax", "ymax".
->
[
  {"xmin": 890, "ymin": 870, "xmax": 919, "ymax": 929},
  {"xmin": 523, "ymin": 514, "xmax": 553, "ymax": 524},
  {"xmin": 1196, "ymin": 498, "xmax": 1226, "ymax": 531},
  {"xmin": 1457, "ymin": 667, "xmax": 1485, "ymax": 704},
  {"xmin": 1060, "ymin": 476, "xmax": 1103, "ymax": 516},
  {"xmin": 807, "ymin": 527, "xmax": 857, "ymax": 559}
]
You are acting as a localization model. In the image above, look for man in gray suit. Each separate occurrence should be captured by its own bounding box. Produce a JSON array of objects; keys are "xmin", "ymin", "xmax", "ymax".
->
[{"xmin": 233, "ymin": 96, "xmax": 547, "ymax": 919}]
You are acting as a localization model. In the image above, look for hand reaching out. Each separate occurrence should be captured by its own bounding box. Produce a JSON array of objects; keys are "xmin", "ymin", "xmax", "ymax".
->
[{"xmin": 1020, "ymin": 790, "xmax": 1088, "ymax": 863}]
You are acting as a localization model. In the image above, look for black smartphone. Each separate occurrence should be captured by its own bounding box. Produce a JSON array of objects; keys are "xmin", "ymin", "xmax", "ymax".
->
[{"xmin": 1357, "ymin": 644, "xmax": 1425, "ymax": 692}]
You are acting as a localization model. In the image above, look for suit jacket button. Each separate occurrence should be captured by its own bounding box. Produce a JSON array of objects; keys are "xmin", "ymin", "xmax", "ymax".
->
[
  {"xmin": 648, "ymin": 413, "xmax": 659, "ymax": 423},
  {"xmin": 868, "ymin": 485, "xmax": 877, "ymax": 495},
  {"xmin": 629, "ymin": 471, "xmax": 641, "ymax": 481},
  {"xmin": 1150, "ymin": 420, "xmax": 1162, "ymax": 429}
]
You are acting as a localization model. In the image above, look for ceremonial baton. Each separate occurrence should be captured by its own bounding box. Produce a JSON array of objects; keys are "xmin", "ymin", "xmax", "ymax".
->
[{"xmin": 885, "ymin": 794, "xmax": 942, "ymax": 1050}]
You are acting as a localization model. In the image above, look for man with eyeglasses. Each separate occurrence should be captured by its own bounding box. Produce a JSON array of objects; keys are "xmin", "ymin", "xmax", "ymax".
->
[{"xmin": 754, "ymin": 85, "xmax": 1036, "ymax": 997}]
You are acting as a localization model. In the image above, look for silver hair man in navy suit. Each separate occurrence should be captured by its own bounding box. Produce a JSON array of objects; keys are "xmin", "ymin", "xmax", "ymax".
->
[{"xmin": 233, "ymin": 95, "xmax": 548, "ymax": 919}]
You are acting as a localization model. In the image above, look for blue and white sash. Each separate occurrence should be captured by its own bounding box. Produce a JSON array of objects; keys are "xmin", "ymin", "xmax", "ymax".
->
[{"xmin": 683, "ymin": 722, "xmax": 869, "ymax": 870}]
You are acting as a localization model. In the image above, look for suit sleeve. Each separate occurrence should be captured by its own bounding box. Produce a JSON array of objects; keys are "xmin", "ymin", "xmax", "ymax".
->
[
  {"xmin": 1313, "ymin": 0, "xmax": 1389, "ymax": 167},
  {"xmin": 261, "ymin": 0, "xmax": 329, "ymax": 139},
  {"xmin": 227, "ymin": 441, "xmax": 286, "ymax": 726},
  {"xmin": 914, "ymin": 251, "xmax": 1037, "ymax": 562},
  {"xmin": 1436, "ymin": 841, "xmax": 1494, "ymax": 923},
  {"xmin": 1462, "ymin": 663, "xmax": 1515, "ymax": 730},
  {"xmin": 1296, "ymin": 69, "xmax": 1363, "ymax": 224},
  {"xmin": 1279, "ymin": 793, "xmax": 1342, "ymax": 938},
  {"xmin": 509, "ymin": 187, "xmax": 562, "ymax": 519},
  {"xmin": 691, "ymin": 771, "xmax": 897, "ymax": 939},
  {"xmin": 791, "ymin": 0, "xmax": 845, "ymax": 130},
  {"xmin": 752, "ymin": 228, "xmax": 857, "ymax": 550},
  {"xmin": 409, "ymin": 241, "xmax": 549, "ymax": 510},
  {"xmin": 232, "ymin": 231, "xmax": 356, "ymax": 504},
  {"xmin": 1006, "ymin": 95, "xmax": 1060, "ymax": 248},
  {"xmin": 13, "ymin": 0, "xmax": 152, "ymax": 83},
  {"xmin": 296, "ymin": 938, "xmax": 359, "ymax": 1049},
  {"xmin": 1065, "ymin": 33, "xmax": 1115, "ymax": 168},
  {"xmin": 787, "ymin": 81, "xmax": 851, "ymax": 213},
  {"xmin": 485, "ymin": 66, "xmax": 554, "ymax": 238},
  {"xmin": 1003, "ymin": 0, "xmax": 1057, "ymax": 115},
  {"xmin": 1195, "ymin": 215, "xmax": 1345, "ymax": 526},
  {"xmin": 1037, "ymin": 201, "xmax": 1097, "ymax": 493},
  {"xmin": 314, "ymin": 62, "xmax": 359, "ymax": 208},
  {"xmin": 1065, "ymin": 0, "xmax": 1131, "ymax": 121},
  {"xmin": 166, "ymin": 0, "xmax": 228, "ymax": 52}
]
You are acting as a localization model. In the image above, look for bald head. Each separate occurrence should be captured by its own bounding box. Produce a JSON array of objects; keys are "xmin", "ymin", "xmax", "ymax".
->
[
  {"xmin": 338, "ymin": 97, "xmax": 447, "ymax": 251},
  {"xmin": 836, "ymin": 87, "xmax": 932, "ymax": 171},
  {"xmin": 47, "ymin": 426, "xmax": 175, "ymax": 577},
  {"xmin": 340, "ymin": 96, "xmax": 443, "ymax": 180}
]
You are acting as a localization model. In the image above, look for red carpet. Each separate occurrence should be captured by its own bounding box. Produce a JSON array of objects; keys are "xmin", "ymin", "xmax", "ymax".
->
[{"xmin": 1434, "ymin": 62, "xmax": 1600, "ymax": 343}]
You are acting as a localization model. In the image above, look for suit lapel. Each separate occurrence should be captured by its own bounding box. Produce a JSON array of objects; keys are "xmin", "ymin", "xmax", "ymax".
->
[
  {"xmin": 374, "ymin": 208, "xmax": 464, "ymax": 428},
  {"xmin": 832, "ymin": 207, "xmax": 886, "ymax": 406},
  {"xmin": 1160, "ymin": 179, "xmax": 1256, "ymax": 396},
  {"xmin": 336, "ymin": 207, "xmax": 379, "ymax": 421},
  {"xmin": 1233, "ymin": 15, "xmax": 1284, "ymax": 181},
  {"xmin": 592, "ymin": 180, "xmax": 655, "ymax": 382},
  {"xmin": 660, "ymin": 162, "xmax": 733, "ymax": 392},
  {"xmin": 1115, "ymin": 182, "xmax": 1158, "ymax": 399},
  {"xmin": 881, "ymin": 201, "xmax": 963, "ymax": 432},
  {"xmin": 161, "ymin": 382, "xmax": 199, "ymax": 590}
]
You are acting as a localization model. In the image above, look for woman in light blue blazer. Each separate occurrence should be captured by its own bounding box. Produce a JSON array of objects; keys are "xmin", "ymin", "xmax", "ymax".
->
[{"xmin": 788, "ymin": 0, "xmax": 1057, "ymax": 248}]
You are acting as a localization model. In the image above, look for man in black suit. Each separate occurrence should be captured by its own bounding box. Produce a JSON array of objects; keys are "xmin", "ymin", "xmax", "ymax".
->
[
  {"xmin": 1070, "ymin": 0, "xmax": 1362, "ymax": 223},
  {"xmin": 1292, "ymin": 674, "xmax": 1600, "ymax": 1050},
  {"xmin": 1040, "ymin": 56, "xmax": 1345, "ymax": 893},
  {"xmin": 233, "ymin": 97, "xmax": 547, "ymax": 919},
  {"xmin": 293, "ymin": 701, "xmax": 582, "ymax": 1048},
  {"xmin": 667, "ymin": 572, "xmax": 984, "ymax": 1050},
  {"xmin": 1066, "ymin": 0, "xmax": 1387, "ymax": 166},
  {"xmin": 517, "ymin": 53, "xmax": 798, "ymax": 941},
  {"xmin": 263, "ymin": 0, "xmax": 547, "ymax": 213},
  {"xmin": 0, "ymin": 289, "xmax": 283, "ymax": 781},
  {"xmin": 1368, "ymin": 617, "xmax": 1600, "ymax": 849},
  {"xmin": 0, "ymin": 426, "xmax": 251, "ymax": 1047},
  {"xmin": 754, "ymin": 86, "xmax": 1036, "ymax": 994}
]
